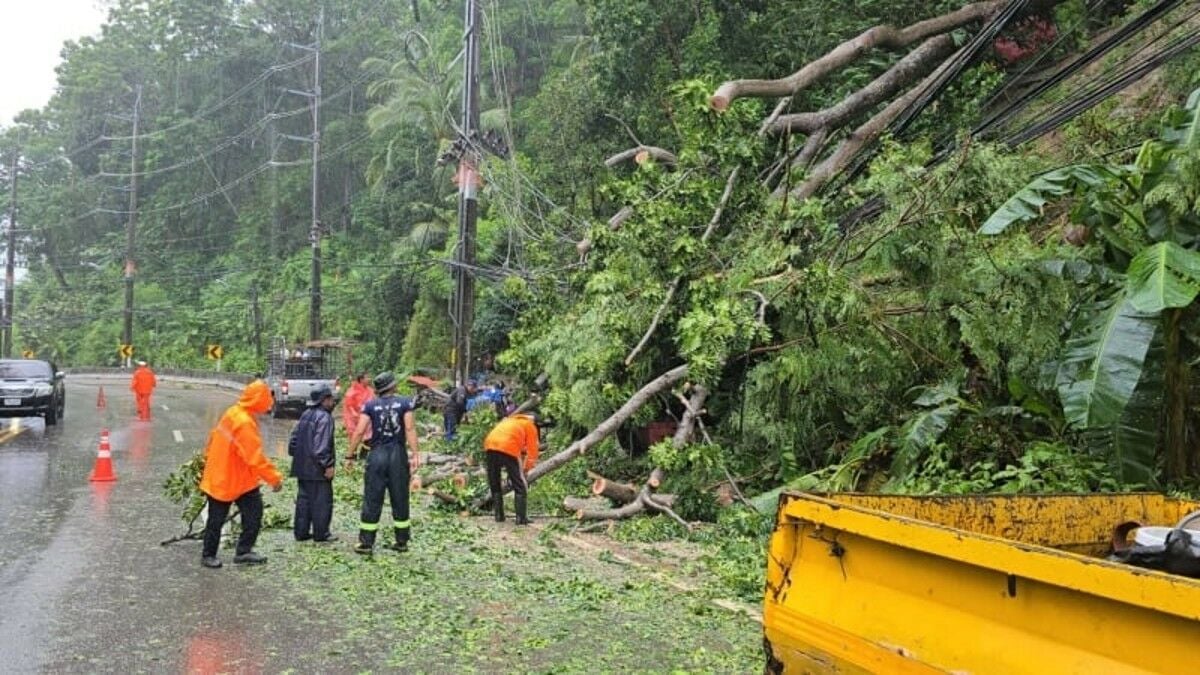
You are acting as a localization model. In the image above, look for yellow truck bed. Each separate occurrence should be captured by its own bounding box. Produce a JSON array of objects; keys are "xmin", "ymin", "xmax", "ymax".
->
[{"xmin": 763, "ymin": 492, "xmax": 1200, "ymax": 674}]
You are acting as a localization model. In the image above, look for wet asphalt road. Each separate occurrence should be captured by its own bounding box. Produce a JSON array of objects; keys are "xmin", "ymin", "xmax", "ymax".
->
[{"xmin": 0, "ymin": 377, "xmax": 309, "ymax": 674}]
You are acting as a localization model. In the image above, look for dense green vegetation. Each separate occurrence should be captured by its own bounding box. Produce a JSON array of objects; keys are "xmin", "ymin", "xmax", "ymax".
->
[{"xmin": 9, "ymin": 0, "xmax": 1200, "ymax": 520}]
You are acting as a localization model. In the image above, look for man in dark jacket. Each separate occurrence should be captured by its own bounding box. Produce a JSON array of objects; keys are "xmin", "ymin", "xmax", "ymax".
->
[
  {"xmin": 289, "ymin": 385, "xmax": 337, "ymax": 542},
  {"xmin": 443, "ymin": 380, "xmax": 476, "ymax": 440}
]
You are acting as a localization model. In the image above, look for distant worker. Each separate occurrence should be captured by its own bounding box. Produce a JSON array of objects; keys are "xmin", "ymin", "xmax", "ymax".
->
[
  {"xmin": 342, "ymin": 371, "xmax": 373, "ymax": 443},
  {"xmin": 289, "ymin": 385, "xmax": 337, "ymax": 543},
  {"xmin": 198, "ymin": 380, "xmax": 283, "ymax": 569},
  {"xmin": 443, "ymin": 379, "xmax": 477, "ymax": 441},
  {"xmin": 130, "ymin": 360, "xmax": 157, "ymax": 421},
  {"xmin": 490, "ymin": 382, "xmax": 510, "ymax": 419},
  {"xmin": 482, "ymin": 412, "xmax": 542, "ymax": 525},
  {"xmin": 346, "ymin": 372, "xmax": 421, "ymax": 554}
]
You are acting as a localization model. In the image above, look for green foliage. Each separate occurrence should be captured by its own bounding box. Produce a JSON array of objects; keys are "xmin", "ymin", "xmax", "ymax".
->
[
  {"xmin": 892, "ymin": 441, "xmax": 1130, "ymax": 494},
  {"xmin": 978, "ymin": 165, "xmax": 1116, "ymax": 235},
  {"xmin": 984, "ymin": 88, "xmax": 1200, "ymax": 482},
  {"xmin": 1125, "ymin": 241, "xmax": 1200, "ymax": 312},
  {"xmin": 162, "ymin": 449, "xmax": 206, "ymax": 525}
]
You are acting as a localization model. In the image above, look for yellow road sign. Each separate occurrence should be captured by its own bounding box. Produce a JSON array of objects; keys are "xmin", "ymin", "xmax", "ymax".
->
[
  {"xmin": 119, "ymin": 344, "xmax": 134, "ymax": 358},
  {"xmin": 206, "ymin": 344, "xmax": 224, "ymax": 360},
  {"xmin": 21, "ymin": 349, "xmax": 34, "ymax": 358}
]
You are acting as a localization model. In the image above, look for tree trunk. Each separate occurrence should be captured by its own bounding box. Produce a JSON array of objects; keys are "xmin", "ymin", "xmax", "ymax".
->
[
  {"xmin": 709, "ymin": 1, "xmax": 1003, "ymax": 110},
  {"xmin": 563, "ymin": 496, "xmax": 614, "ymax": 515},
  {"xmin": 791, "ymin": 40, "xmax": 968, "ymax": 200},
  {"xmin": 589, "ymin": 471, "xmax": 640, "ymax": 504},
  {"xmin": 1164, "ymin": 308, "xmax": 1191, "ymax": 481},
  {"xmin": 767, "ymin": 35, "xmax": 955, "ymax": 135}
]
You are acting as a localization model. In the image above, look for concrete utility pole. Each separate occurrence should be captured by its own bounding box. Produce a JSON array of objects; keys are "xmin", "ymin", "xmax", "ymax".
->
[
  {"xmin": 283, "ymin": 6, "xmax": 324, "ymax": 342},
  {"xmin": 309, "ymin": 5, "xmax": 324, "ymax": 343},
  {"xmin": 123, "ymin": 84, "xmax": 142, "ymax": 368},
  {"xmin": 3, "ymin": 147, "xmax": 17, "ymax": 358},
  {"xmin": 452, "ymin": 0, "xmax": 481, "ymax": 386},
  {"xmin": 250, "ymin": 282, "xmax": 263, "ymax": 359}
]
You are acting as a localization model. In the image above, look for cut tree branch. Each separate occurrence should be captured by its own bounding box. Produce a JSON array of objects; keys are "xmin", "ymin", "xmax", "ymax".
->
[
  {"xmin": 605, "ymin": 146, "xmax": 678, "ymax": 168},
  {"xmin": 791, "ymin": 38, "xmax": 970, "ymax": 201},
  {"xmin": 709, "ymin": 1, "xmax": 1003, "ymax": 111},
  {"xmin": 577, "ymin": 206, "xmax": 635, "ymax": 258},
  {"xmin": 589, "ymin": 471, "xmax": 640, "ymax": 504},
  {"xmin": 766, "ymin": 35, "xmax": 955, "ymax": 135}
]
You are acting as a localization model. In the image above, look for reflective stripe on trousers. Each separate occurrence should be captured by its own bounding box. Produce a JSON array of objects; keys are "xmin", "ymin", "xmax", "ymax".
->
[{"xmin": 358, "ymin": 442, "xmax": 411, "ymax": 547}]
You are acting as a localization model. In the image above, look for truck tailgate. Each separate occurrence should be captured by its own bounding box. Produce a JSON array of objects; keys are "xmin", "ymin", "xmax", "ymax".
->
[{"xmin": 764, "ymin": 492, "xmax": 1200, "ymax": 674}]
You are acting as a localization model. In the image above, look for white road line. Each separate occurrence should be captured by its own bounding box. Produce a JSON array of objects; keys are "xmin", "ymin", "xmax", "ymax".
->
[
  {"xmin": 173, "ymin": 430, "xmax": 184, "ymax": 443},
  {"xmin": 162, "ymin": 404, "xmax": 170, "ymax": 411}
]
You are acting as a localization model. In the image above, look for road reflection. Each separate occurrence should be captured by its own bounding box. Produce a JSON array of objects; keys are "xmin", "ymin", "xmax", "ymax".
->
[
  {"xmin": 184, "ymin": 629, "xmax": 262, "ymax": 675},
  {"xmin": 129, "ymin": 421, "xmax": 153, "ymax": 470}
]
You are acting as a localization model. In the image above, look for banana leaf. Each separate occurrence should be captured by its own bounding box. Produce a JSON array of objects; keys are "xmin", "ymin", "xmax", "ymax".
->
[
  {"xmin": 1057, "ymin": 292, "xmax": 1157, "ymax": 429},
  {"xmin": 979, "ymin": 165, "xmax": 1113, "ymax": 235},
  {"xmin": 1125, "ymin": 241, "xmax": 1200, "ymax": 313}
]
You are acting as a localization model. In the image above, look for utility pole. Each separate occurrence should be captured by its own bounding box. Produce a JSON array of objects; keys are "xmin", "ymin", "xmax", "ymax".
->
[
  {"xmin": 282, "ymin": 7, "xmax": 323, "ymax": 342},
  {"xmin": 452, "ymin": 0, "xmax": 481, "ymax": 386},
  {"xmin": 309, "ymin": 5, "xmax": 324, "ymax": 343},
  {"xmin": 3, "ymin": 146, "xmax": 17, "ymax": 358},
  {"xmin": 250, "ymin": 282, "xmax": 263, "ymax": 359},
  {"xmin": 123, "ymin": 84, "xmax": 142, "ymax": 368}
]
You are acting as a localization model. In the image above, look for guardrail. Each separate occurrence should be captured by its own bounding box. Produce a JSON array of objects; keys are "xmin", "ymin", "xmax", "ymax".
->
[{"xmin": 66, "ymin": 367, "xmax": 254, "ymax": 391}]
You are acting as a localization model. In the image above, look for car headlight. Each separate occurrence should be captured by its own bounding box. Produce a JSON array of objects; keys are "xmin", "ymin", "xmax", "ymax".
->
[{"xmin": 32, "ymin": 385, "xmax": 52, "ymax": 396}]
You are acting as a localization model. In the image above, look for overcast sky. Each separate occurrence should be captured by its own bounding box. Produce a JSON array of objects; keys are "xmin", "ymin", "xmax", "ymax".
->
[{"xmin": 0, "ymin": 0, "xmax": 108, "ymax": 125}]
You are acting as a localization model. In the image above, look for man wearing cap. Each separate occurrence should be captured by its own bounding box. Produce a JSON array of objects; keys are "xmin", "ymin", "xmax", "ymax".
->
[
  {"xmin": 347, "ymin": 372, "xmax": 421, "ymax": 554},
  {"xmin": 130, "ymin": 360, "xmax": 157, "ymax": 421},
  {"xmin": 198, "ymin": 379, "xmax": 283, "ymax": 568},
  {"xmin": 289, "ymin": 385, "xmax": 337, "ymax": 543}
]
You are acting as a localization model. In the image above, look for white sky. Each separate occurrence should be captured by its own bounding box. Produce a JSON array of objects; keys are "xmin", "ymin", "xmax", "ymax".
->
[{"xmin": 0, "ymin": 0, "xmax": 108, "ymax": 125}]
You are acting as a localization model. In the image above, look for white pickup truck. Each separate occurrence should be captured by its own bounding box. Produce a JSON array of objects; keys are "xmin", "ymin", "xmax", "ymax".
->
[{"xmin": 265, "ymin": 338, "xmax": 350, "ymax": 418}]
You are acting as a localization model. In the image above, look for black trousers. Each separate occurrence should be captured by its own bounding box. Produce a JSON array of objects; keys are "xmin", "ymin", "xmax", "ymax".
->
[
  {"xmin": 202, "ymin": 488, "xmax": 263, "ymax": 558},
  {"xmin": 359, "ymin": 442, "xmax": 410, "ymax": 547},
  {"xmin": 486, "ymin": 450, "xmax": 527, "ymax": 522},
  {"xmin": 294, "ymin": 478, "xmax": 333, "ymax": 541}
]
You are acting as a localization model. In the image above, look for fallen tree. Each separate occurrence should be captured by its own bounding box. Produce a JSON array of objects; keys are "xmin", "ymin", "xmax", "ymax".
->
[
  {"xmin": 471, "ymin": 364, "xmax": 690, "ymax": 511},
  {"xmin": 709, "ymin": 1, "xmax": 1005, "ymax": 111},
  {"xmin": 561, "ymin": 386, "xmax": 710, "ymax": 528}
]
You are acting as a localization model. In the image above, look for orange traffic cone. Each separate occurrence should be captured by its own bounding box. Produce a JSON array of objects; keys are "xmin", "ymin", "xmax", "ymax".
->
[
  {"xmin": 89, "ymin": 428, "xmax": 117, "ymax": 482},
  {"xmin": 96, "ymin": 386, "xmax": 107, "ymax": 409}
]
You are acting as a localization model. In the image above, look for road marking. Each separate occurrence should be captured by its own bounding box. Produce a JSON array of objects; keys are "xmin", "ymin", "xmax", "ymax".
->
[
  {"xmin": 173, "ymin": 430, "xmax": 184, "ymax": 443},
  {"xmin": 162, "ymin": 404, "xmax": 170, "ymax": 411}
]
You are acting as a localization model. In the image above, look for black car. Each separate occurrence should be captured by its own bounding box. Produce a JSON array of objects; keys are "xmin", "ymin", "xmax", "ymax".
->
[{"xmin": 0, "ymin": 359, "xmax": 66, "ymax": 425}]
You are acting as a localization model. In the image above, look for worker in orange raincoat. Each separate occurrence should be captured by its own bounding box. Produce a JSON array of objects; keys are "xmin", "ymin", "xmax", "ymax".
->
[
  {"xmin": 130, "ymin": 360, "xmax": 157, "ymax": 420},
  {"xmin": 198, "ymin": 380, "xmax": 283, "ymax": 569},
  {"xmin": 482, "ymin": 412, "xmax": 543, "ymax": 525},
  {"xmin": 342, "ymin": 371, "xmax": 373, "ymax": 444}
]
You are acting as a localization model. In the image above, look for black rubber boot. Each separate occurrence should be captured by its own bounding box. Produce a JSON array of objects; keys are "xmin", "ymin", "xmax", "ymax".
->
[
  {"xmin": 355, "ymin": 529, "xmax": 376, "ymax": 555},
  {"xmin": 233, "ymin": 552, "xmax": 267, "ymax": 565},
  {"xmin": 493, "ymin": 499, "xmax": 505, "ymax": 523},
  {"xmin": 514, "ymin": 494, "xmax": 529, "ymax": 525},
  {"xmin": 201, "ymin": 556, "xmax": 222, "ymax": 569}
]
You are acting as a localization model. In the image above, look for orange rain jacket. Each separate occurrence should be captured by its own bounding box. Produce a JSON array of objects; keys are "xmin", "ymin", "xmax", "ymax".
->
[
  {"xmin": 199, "ymin": 380, "xmax": 283, "ymax": 501},
  {"xmin": 131, "ymin": 365, "xmax": 157, "ymax": 395},
  {"xmin": 483, "ymin": 414, "xmax": 540, "ymax": 472},
  {"xmin": 342, "ymin": 380, "xmax": 373, "ymax": 440}
]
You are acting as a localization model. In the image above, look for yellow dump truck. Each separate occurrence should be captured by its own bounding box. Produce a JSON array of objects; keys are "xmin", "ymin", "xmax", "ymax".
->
[{"xmin": 763, "ymin": 492, "xmax": 1200, "ymax": 674}]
